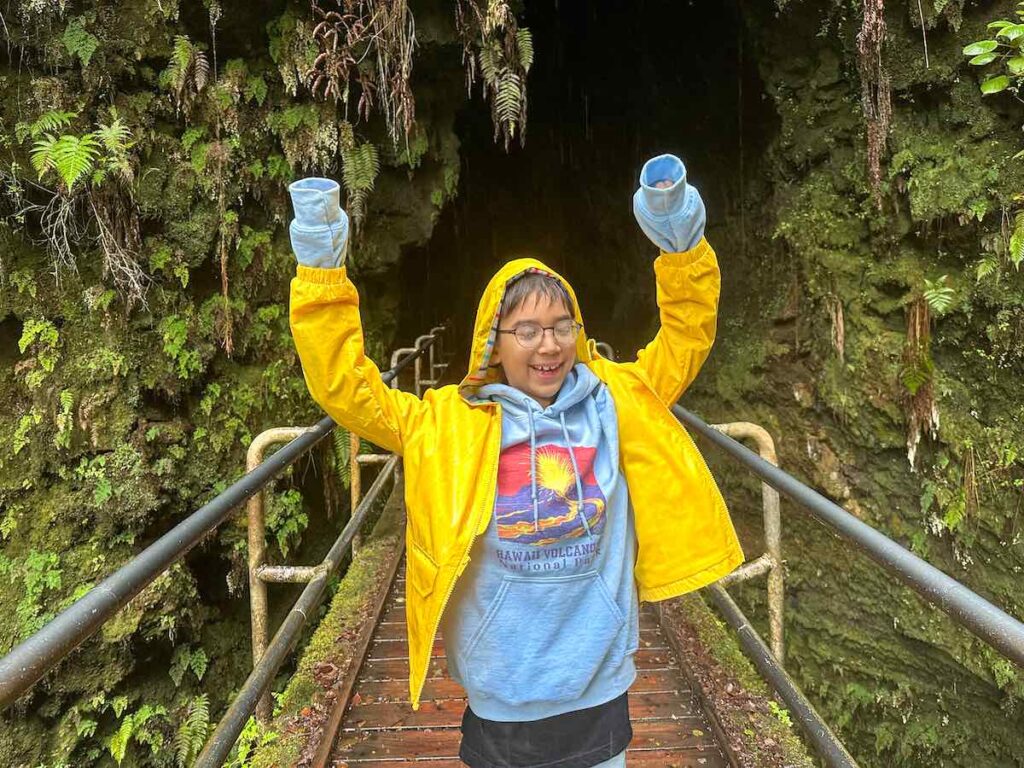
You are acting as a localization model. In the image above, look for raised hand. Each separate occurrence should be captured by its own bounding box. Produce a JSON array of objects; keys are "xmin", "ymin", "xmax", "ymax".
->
[
  {"xmin": 632, "ymin": 154, "xmax": 706, "ymax": 253},
  {"xmin": 288, "ymin": 177, "xmax": 350, "ymax": 269}
]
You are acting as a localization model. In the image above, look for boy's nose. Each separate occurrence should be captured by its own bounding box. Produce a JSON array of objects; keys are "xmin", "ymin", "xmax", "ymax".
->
[{"xmin": 537, "ymin": 329, "xmax": 561, "ymax": 354}]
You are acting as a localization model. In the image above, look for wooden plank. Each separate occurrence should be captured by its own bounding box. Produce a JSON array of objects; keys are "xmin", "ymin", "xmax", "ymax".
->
[
  {"xmin": 334, "ymin": 750, "xmax": 728, "ymax": 768},
  {"xmin": 328, "ymin": 557, "xmax": 728, "ymax": 766},
  {"xmin": 334, "ymin": 719, "xmax": 721, "ymax": 762},
  {"xmin": 355, "ymin": 667, "xmax": 690, "ymax": 704},
  {"xmin": 358, "ymin": 647, "xmax": 679, "ymax": 681},
  {"xmin": 367, "ymin": 628, "xmax": 667, "ymax": 657},
  {"xmin": 344, "ymin": 689, "xmax": 708, "ymax": 730}
]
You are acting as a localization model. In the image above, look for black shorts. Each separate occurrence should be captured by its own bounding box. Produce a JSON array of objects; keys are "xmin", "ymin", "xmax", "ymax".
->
[{"xmin": 458, "ymin": 692, "xmax": 632, "ymax": 768}]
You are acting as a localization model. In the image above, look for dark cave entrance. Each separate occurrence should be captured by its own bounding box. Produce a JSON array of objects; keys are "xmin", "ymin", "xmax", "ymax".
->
[{"xmin": 397, "ymin": 0, "xmax": 777, "ymax": 369}]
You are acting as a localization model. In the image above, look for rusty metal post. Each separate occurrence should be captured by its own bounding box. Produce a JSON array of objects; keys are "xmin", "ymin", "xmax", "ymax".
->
[
  {"xmin": 414, "ymin": 334, "xmax": 433, "ymax": 396},
  {"xmin": 350, "ymin": 429, "xmax": 362, "ymax": 554},
  {"xmin": 246, "ymin": 426, "xmax": 317, "ymax": 722},
  {"xmin": 711, "ymin": 421, "xmax": 785, "ymax": 664}
]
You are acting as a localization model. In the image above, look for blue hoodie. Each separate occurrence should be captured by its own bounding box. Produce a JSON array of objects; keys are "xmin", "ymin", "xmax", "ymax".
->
[{"xmin": 440, "ymin": 364, "xmax": 641, "ymax": 721}]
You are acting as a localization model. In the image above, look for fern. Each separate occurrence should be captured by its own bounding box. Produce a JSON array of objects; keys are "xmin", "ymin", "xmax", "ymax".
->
[
  {"xmin": 164, "ymin": 36, "xmax": 210, "ymax": 114},
  {"xmin": 900, "ymin": 357, "xmax": 933, "ymax": 395},
  {"xmin": 516, "ymin": 28, "xmax": 534, "ymax": 72},
  {"xmin": 175, "ymin": 693, "xmax": 210, "ymax": 767},
  {"xmin": 31, "ymin": 133, "xmax": 100, "ymax": 192},
  {"xmin": 923, "ymin": 275, "xmax": 955, "ymax": 314},
  {"xmin": 1010, "ymin": 212, "xmax": 1024, "ymax": 268},
  {"xmin": 976, "ymin": 256, "xmax": 998, "ymax": 282},
  {"xmin": 495, "ymin": 73, "xmax": 523, "ymax": 137},
  {"xmin": 341, "ymin": 141, "xmax": 380, "ymax": 231},
  {"xmin": 479, "ymin": 40, "xmax": 501, "ymax": 83},
  {"xmin": 26, "ymin": 110, "xmax": 77, "ymax": 140},
  {"xmin": 332, "ymin": 426, "xmax": 352, "ymax": 489},
  {"xmin": 108, "ymin": 715, "xmax": 134, "ymax": 764}
]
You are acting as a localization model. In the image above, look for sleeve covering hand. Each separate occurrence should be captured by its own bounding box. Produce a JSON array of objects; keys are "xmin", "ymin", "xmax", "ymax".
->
[
  {"xmin": 632, "ymin": 154, "xmax": 706, "ymax": 253},
  {"xmin": 288, "ymin": 177, "xmax": 350, "ymax": 269}
]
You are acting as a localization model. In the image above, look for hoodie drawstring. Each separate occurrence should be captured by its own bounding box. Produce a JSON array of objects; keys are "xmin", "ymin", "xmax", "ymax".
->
[
  {"xmin": 527, "ymin": 406, "xmax": 540, "ymax": 533},
  {"xmin": 523, "ymin": 394, "xmax": 594, "ymax": 539},
  {"xmin": 560, "ymin": 412, "xmax": 592, "ymax": 538}
]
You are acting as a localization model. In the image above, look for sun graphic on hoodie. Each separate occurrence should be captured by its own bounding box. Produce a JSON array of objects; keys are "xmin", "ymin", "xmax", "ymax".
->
[{"xmin": 535, "ymin": 450, "xmax": 576, "ymax": 498}]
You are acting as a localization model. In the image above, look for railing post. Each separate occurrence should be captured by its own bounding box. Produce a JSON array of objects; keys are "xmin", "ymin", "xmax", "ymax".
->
[
  {"xmin": 246, "ymin": 427, "xmax": 318, "ymax": 722},
  {"xmin": 350, "ymin": 429, "xmax": 362, "ymax": 554},
  {"xmin": 711, "ymin": 422, "xmax": 785, "ymax": 664}
]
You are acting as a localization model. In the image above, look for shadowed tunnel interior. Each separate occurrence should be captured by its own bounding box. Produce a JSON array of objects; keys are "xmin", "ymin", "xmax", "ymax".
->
[{"xmin": 397, "ymin": 0, "xmax": 777, "ymax": 370}]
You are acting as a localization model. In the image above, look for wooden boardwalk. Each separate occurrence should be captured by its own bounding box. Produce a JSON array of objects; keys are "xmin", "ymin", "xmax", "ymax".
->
[{"xmin": 330, "ymin": 563, "xmax": 729, "ymax": 767}]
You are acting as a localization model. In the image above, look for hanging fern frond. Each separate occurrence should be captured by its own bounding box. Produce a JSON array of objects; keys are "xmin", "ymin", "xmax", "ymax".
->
[
  {"xmin": 341, "ymin": 141, "xmax": 380, "ymax": 233},
  {"xmin": 1009, "ymin": 212, "xmax": 1024, "ymax": 268},
  {"xmin": 174, "ymin": 693, "xmax": 210, "ymax": 768},
  {"xmin": 457, "ymin": 2, "xmax": 532, "ymax": 150},
  {"xmin": 332, "ymin": 426, "xmax": 352, "ymax": 490},
  {"xmin": 494, "ymin": 73, "xmax": 522, "ymax": 130},
  {"xmin": 515, "ymin": 28, "xmax": 533, "ymax": 72},
  {"xmin": 923, "ymin": 275, "xmax": 955, "ymax": 314},
  {"xmin": 164, "ymin": 35, "xmax": 210, "ymax": 115},
  {"xmin": 478, "ymin": 40, "xmax": 502, "ymax": 84}
]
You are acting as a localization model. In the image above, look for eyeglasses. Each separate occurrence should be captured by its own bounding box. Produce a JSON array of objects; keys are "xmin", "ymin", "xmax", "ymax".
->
[{"xmin": 496, "ymin": 319, "xmax": 582, "ymax": 350}]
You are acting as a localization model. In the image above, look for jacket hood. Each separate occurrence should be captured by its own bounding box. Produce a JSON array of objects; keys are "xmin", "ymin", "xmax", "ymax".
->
[{"xmin": 459, "ymin": 258, "xmax": 597, "ymax": 401}]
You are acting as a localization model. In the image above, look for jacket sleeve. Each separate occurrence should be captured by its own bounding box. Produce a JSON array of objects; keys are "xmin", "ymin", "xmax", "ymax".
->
[
  {"xmin": 289, "ymin": 264, "xmax": 426, "ymax": 454},
  {"xmin": 621, "ymin": 237, "xmax": 721, "ymax": 406}
]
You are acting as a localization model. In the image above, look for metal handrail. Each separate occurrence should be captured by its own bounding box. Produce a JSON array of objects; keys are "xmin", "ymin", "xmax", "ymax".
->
[
  {"xmin": 675, "ymin": 404, "xmax": 1024, "ymax": 668},
  {"xmin": 0, "ymin": 335, "xmax": 440, "ymax": 710},
  {"xmin": 704, "ymin": 584, "xmax": 858, "ymax": 767},
  {"xmin": 195, "ymin": 455, "xmax": 401, "ymax": 767}
]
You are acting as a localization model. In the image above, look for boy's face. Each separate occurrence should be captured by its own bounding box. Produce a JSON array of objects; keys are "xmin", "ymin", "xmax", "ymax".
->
[{"xmin": 491, "ymin": 294, "xmax": 576, "ymax": 408}]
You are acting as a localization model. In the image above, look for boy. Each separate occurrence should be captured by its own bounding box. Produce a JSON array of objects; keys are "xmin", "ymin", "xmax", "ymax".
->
[{"xmin": 288, "ymin": 154, "xmax": 743, "ymax": 768}]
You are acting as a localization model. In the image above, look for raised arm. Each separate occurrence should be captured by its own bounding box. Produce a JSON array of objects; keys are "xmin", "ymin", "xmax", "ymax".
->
[
  {"xmin": 625, "ymin": 154, "xmax": 720, "ymax": 405},
  {"xmin": 287, "ymin": 178, "xmax": 425, "ymax": 454}
]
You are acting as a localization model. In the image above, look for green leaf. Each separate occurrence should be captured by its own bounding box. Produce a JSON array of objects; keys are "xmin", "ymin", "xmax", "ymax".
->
[
  {"xmin": 981, "ymin": 75, "xmax": 1011, "ymax": 94},
  {"xmin": 1008, "ymin": 56, "xmax": 1024, "ymax": 74},
  {"xmin": 963, "ymin": 40, "xmax": 999, "ymax": 55},
  {"xmin": 969, "ymin": 52, "xmax": 999, "ymax": 65},
  {"xmin": 62, "ymin": 18, "xmax": 99, "ymax": 68},
  {"xmin": 988, "ymin": 20, "xmax": 1014, "ymax": 30},
  {"xmin": 998, "ymin": 24, "xmax": 1024, "ymax": 41}
]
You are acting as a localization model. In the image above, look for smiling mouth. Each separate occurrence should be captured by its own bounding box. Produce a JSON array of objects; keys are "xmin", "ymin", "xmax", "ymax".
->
[{"xmin": 530, "ymin": 362, "xmax": 564, "ymax": 377}]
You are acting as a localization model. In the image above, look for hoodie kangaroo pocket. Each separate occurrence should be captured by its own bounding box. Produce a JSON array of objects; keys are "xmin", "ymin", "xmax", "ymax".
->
[{"xmin": 462, "ymin": 571, "xmax": 626, "ymax": 708}]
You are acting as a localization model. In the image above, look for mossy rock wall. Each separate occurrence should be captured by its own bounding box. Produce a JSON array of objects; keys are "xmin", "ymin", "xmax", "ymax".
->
[
  {"xmin": 685, "ymin": 1, "xmax": 1024, "ymax": 766},
  {"xmin": 0, "ymin": 1, "xmax": 464, "ymax": 764}
]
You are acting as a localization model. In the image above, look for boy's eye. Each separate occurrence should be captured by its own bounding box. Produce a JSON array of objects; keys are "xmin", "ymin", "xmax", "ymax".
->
[
  {"xmin": 553, "ymin": 319, "xmax": 576, "ymax": 339},
  {"xmin": 516, "ymin": 323, "xmax": 541, "ymax": 342}
]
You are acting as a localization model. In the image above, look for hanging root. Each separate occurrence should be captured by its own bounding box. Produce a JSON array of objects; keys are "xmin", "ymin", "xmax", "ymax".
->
[
  {"xmin": 857, "ymin": 0, "xmax": 891, "ymax": 208},
  {"xmin": 90, "ymin": 187, "xmax": 149, "ymax": 310},
  {"xmin": 900, "ymin": 297, "xmax": 939, "ymax": 468},
  {"xmin": 828, "ymin": 294, "xmax": 845, "ymax": 362}
]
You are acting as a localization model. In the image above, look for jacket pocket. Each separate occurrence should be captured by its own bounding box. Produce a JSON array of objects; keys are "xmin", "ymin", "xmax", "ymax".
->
[
  {"xmin": 462, "ymin": 571, "xmax": 626, "ymax": 708},
  {"xmin": 407, "ymin": 538, "xmax": 439, "ymax": 598}
]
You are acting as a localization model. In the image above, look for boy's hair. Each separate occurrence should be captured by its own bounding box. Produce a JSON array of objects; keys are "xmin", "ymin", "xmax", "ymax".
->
[{"xmin": 500, "ymin": 273, "xmax": 576, "ymax": 319}]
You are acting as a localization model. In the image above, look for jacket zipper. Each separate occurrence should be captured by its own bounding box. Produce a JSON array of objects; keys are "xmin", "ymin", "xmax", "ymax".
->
[{"xmin": 411, "ymin": 403, "xmax": 502, "ymax": 709}]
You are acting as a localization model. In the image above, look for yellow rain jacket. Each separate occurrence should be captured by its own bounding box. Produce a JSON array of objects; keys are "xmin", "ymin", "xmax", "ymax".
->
[{"xmin": 289, "ymin": 237, "xmax": 744, "ymax": 709}]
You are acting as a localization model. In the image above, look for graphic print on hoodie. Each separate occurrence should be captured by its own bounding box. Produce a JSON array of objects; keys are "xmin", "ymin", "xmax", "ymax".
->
[
  {"xmin": 495, "ymin": 442, "xmax": 606, "ymax": 551},
  {"xmin": 441, "ymin": 364, "xmax": 640, "ymax": 722}
]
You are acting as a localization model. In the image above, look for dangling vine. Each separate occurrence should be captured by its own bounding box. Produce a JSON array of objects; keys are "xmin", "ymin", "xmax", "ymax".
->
[
  {"xmin": 856, "ymin": 0, "xmax": 891, "ymax": 208},
  {"xmin": 308, "ymin": 0, "xmax": 417, "ymax": 143}
]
